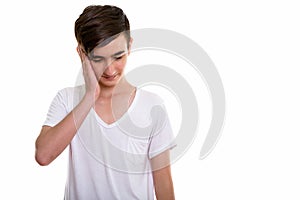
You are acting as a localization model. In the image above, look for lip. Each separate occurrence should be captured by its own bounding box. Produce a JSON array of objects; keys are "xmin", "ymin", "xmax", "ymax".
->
[{"xmin": 101, "ymin": 73, "xmax": 118, "ymax": 81}]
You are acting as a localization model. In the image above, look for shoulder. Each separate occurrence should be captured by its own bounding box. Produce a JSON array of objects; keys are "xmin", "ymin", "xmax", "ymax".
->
[
  {"xmin": 56, "ymin": 85, "xmax": 85, "ymax": 100},
  {"xmin": 136, "ymin": 88, "xmax": 164, "ymax": 106},
  {"xmin": 55, "ymin": 85, "xmax": 85, "ymax": 111},
  {"xmin": 57, "ymin": 85, "xmax": 85, "ymax": 96}
]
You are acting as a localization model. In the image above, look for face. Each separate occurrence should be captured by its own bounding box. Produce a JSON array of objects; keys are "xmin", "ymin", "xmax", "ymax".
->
[{"xmin": 86, "ymin": 33, "xmax": 131, "ymax": 88}]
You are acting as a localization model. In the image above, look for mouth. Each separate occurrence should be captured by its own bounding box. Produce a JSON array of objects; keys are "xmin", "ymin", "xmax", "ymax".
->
[{"xmin": 101, "ymin": 73, "xmax": 118, "ymax": 81}]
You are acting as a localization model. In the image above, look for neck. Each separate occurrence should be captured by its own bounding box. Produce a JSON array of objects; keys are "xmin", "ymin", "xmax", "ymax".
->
[{"xmin": 97, "ymin": 77, "xmax": 134, "ymax": 100}]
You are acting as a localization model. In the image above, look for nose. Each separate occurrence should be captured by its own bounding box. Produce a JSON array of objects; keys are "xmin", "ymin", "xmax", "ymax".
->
[{"xmin": 103, "ymin": 59, "xmax": 116, "ymax": 75}]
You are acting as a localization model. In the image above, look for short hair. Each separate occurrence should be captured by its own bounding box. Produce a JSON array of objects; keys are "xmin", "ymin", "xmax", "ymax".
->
[{"xmin": 75, "ymin": 5, "xmax": 130, "ymax": 54}]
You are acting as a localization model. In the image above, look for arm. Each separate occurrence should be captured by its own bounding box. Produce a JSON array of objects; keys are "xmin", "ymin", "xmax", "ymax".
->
[
  {"xmin": 151, "ymin": 150, "xmax": 175, "ymax": 200},
  {"xmin": 35, "ymin": 94, "xmax": 94, "ymax": 166},
  {"xmin": 35, "ymin": 52, "xmax": 101, "ymax": 166}
]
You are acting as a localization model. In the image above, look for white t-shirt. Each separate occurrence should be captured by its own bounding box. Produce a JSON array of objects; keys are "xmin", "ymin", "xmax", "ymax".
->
[{"xmin": 44, "ymin": 85, "xmax": 176, "ymax": 200}]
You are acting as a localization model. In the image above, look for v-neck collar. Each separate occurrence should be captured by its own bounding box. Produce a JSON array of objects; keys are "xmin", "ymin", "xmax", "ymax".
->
[{"xmin": 92, "ymin": 88, "xmax": 140, "ymax": 128}]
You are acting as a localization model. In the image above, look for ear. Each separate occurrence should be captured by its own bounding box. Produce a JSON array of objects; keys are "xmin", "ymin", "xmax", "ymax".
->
[{"xmin": 127, "ymin": 37, "xmax": 133, "ymax": 56}]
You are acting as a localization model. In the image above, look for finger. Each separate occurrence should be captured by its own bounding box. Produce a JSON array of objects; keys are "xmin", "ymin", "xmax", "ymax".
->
[
  {"xmin": 77, "ymin": 46, "xmax": 86, "ymax": 62},
  {"xmin": 83, "ymin": 56, "xmax": 99, "ymax": 80},
  {"xmin": 81, "ymin": 56, "xmax": 91, "ymax": 81}
]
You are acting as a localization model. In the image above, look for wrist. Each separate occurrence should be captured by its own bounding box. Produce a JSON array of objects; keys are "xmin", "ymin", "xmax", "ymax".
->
[{"xmin": 82, "ymin": 93, "xmax": 95, "ymax": 107}]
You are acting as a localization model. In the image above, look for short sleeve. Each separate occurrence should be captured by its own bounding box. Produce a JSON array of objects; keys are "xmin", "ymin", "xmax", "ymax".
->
[
  {"xmin": 43, "ymin": 90, "xmax": 68, "ymax": 127},
  {"xmin": 148, "ymin": 104, "xmax": 176, "ymax": 159}
]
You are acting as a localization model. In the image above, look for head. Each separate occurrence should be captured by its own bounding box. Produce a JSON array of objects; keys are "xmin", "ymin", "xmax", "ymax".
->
[{"xmin": 75, "ymin": 5, "xmax": 132, "ymax": 87}]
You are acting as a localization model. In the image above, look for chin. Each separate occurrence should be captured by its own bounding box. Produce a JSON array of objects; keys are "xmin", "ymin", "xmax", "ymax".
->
[{"xmin": 99, "ymin": 75, "xmax": 122, "ymax": 88}]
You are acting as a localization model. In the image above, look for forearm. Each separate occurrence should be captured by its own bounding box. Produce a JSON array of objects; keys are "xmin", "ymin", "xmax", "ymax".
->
[
  {"xmin": 35, "ymin": 94, "xmax": 94, "ymax": 165},
  {"xmin": 155, "ymin": 186, "xmax": 175, "ymax": 200},
  {"xmin": 152, "ymin": 151, "xmax": 175, "ymax": 200},
  {"xmin": 153, "ymin": 167, "xmax": 175, "ymax": 200}
]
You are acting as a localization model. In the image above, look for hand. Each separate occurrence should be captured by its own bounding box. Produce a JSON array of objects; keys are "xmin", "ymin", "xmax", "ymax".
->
[{"xmin": 80, "ymin": 51, "xmax": 101, "ymax": 101}]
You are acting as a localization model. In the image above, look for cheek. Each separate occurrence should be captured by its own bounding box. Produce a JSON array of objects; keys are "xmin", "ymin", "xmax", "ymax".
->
[
  {"xmin": 116, "ymin": 58, "xmax": 127, "ymax": 72},
  {"xmin": 91, "ymin": 65, "xmax": 104, "ymax": 79}
]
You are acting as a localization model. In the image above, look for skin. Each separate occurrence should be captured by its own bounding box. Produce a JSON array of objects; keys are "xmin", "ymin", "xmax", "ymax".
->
[{"xmin": 35, "ymin": 33, "xmax": 175, "ymax": 200}]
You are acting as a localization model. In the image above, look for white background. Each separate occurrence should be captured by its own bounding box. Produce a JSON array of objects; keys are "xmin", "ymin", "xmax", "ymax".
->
[{"xmin": 0, "ymin": 0, "xmax": 299, "ymax": 199}]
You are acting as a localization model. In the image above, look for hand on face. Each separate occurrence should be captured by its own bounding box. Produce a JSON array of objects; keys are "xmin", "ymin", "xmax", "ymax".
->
[{"xmin": 77, "ymin": 46, "xmax": 102, "ymax": 100}]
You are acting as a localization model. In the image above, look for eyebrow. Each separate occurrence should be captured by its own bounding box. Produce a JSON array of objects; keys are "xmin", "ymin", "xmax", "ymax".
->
[{"xmin": 91, "ymin": 50, "xmax": 126, "ymax": 59}]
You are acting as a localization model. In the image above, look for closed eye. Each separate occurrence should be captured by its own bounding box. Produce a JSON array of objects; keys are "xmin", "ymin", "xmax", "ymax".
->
[
  {"xmin": 114, "ymin": 55, "xmax": 124, "ymax": 60},
  {"xmin": 92, "ymin": 58, "xmax": 103, "ymax": 63}
]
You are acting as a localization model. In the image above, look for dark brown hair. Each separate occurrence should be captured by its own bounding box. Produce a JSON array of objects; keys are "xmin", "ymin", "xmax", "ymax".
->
[{"xmin": 75, "ymin": 5, "xmax": 130, "ymax": 54}]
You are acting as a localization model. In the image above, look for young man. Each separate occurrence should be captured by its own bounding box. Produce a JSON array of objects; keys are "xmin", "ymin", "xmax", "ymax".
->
[{"xmin": 35, "ymin": 5, "xmax": 176, "ymax": 200}]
